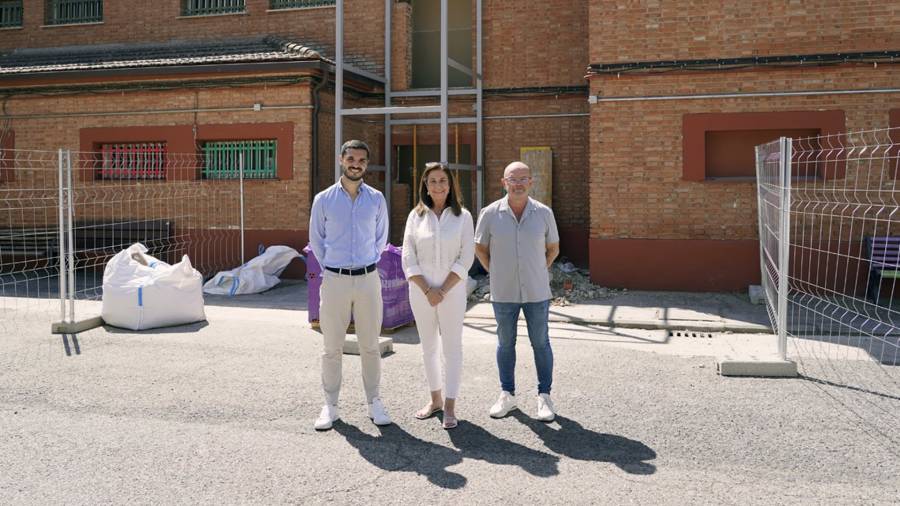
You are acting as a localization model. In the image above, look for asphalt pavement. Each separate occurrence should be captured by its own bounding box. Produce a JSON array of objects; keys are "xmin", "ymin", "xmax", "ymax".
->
[{"xmin": 1, "ymin": 281, "xmax": 897, "ymax": 504}]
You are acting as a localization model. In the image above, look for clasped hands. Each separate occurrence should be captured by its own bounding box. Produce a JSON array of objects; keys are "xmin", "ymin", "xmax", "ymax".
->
[{"xmin": 424, "ymin": 286, "xmax": 446, "ymax": 307}]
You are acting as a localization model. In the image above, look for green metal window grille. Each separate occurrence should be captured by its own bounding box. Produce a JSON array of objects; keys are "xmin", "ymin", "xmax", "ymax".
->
[
  {"xmin": 0, "ymin": 1, "xmax": 23, "ymax": 28},
  {"xmin": 45, "ymin": 0, "xmax": 103, "ymax": 25},
  {"xmin": 202, "ymin": 140, "xmax": 277, "ymax": 180},
  {"xmin": 182, "ymin": 0, "xmax": 245, "ymax": 16},
  {"xmin": 269, "ymin": 0, "xmax": 335, "ymax": 9}
]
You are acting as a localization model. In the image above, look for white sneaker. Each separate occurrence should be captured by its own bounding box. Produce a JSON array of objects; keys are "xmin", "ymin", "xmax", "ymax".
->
[
  {"xmin": 368, "ymin": 398, "xmax": 392, "ymax": 426},
  {"xmin": 489, "ymin": 391, "xmax": 518, "ymax": 418},
  {"xmin": 314, "ymin": 404, "xmax": 339, "ymax": 431},
  {"xmin": 536, "ymin": 393, "xmax": 556, "ymax": 422}
]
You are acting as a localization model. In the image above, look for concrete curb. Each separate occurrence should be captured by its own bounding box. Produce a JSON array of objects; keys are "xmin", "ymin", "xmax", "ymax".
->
[{"xmin": 463, "ymin": 313, "xmax": 773, "ymax": 334}]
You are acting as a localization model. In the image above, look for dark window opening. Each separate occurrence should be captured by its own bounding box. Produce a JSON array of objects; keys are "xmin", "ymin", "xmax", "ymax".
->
[
  {"xmin": 706, "ymin": 128, "xmax": 820, "ymax": 178},
  {"xmin": 411, "ymin": 0, "xmax": 473, "ymax": 89},
  {"xmin": 182, "ymin": 0, "xmax": 245, "ymax": 16},
  {"xmin": 45, "ymin": 0, "xmax": 102, "ymax": 25},
  {"xmin": 0, "ymin": 1, "xmax": 23, "ymax": 28}
]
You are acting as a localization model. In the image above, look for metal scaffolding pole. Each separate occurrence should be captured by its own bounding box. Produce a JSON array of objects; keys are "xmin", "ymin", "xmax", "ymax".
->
[
  {"xmin": 384, "ymin": 0, "xmax": 392, "ymax": 208},
  {"xmin": 334, "ymin": 0, "xmax": 344, "ymax": 182},
  {"xmin": 440, "ymin": 0, "xmax": 449, "ymax": 163},
  {"xmin": 476, "ymin": 0, "xmax": 483, "ymax": 214},
  {"xmin": 333, "ymin": 0, "xmax": 482, "ymax": 211}
]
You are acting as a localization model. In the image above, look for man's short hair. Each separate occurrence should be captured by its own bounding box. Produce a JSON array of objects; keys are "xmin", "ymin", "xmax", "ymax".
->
[{"xmin": 340, "ymin": 140, "xmax": 370, "ymax": 158}]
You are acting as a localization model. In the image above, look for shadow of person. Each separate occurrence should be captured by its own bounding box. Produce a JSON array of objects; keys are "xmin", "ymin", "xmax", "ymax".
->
[
  {"xmin": 333, "ymin": 421, "xmax": 466, "ymax": 489},
  {"xmin": 445, "ymin": 420, "xmax": 560, "ymax": 478},
  {"xmin": 512, "ymin": 412, "xmax": 657, "ymax": 475}
]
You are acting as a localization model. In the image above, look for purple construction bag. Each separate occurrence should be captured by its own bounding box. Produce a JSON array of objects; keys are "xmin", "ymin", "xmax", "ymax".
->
[{"xmin": 303, "ymin": 244, "xmax": 414, "ymax": 329}]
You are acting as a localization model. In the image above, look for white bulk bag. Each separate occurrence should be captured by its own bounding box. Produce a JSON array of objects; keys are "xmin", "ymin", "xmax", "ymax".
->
[
  {"xmin": 202, "ymin": 245, "xmax": 300, "ymax": 296},
  {"xmin": 101, "ymin": 243, "xmax": 206, "ymax": 330}
]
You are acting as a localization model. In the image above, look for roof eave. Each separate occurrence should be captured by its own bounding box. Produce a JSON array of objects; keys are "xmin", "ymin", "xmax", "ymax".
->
[{"xmin": 0, "ymin": 60, "xmax": 383, "ymax": 92}]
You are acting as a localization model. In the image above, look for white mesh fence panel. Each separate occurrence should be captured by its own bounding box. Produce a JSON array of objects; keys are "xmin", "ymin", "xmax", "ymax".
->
[
  {"xmin": 0, "ymin": 148, "xmax": 244, "ymax": 362},
  {"xmin": 0, "ymin": 149, "xmax": 65, "ymax": 342},
  {"xmin": 757, "ymin": 128, "xmax": 900, "ymax": 402},
  {"xmin": 68, "ymin": 149, "xmax": 243, "ymax": 320}
]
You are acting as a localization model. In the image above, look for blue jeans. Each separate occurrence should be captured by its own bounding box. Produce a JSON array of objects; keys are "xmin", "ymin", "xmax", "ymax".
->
[{"xmin": 492, "ymin": 300, "xmax": 553, "ymax": 395}]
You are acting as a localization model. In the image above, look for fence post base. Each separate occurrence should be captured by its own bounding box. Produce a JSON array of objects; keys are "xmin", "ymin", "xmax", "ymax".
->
[
  {"xmin": 342, "ymin": 336, "xmax": 393, "ymax": 356},
  {"xmin": 717, "ymin": 358, "xmax": 798, "ymax": 377},
  {"xmin": 51, "ymin": 316, "xmax": 104, "ymax": 334}
]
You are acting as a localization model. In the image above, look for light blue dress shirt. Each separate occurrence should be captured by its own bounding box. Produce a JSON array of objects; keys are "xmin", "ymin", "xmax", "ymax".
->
[{"xmin": 309, "ymin": 181, "xmax": 389, "ymax": 269}]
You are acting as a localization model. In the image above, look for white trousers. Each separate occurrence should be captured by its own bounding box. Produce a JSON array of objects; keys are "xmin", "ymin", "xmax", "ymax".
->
[
  {"xmin": 319, "ymin": 269, "xmax": 383, "ymax": 405},
  {"xmin": 408, "ymin": 282, "xmax": 465, "ymax": 399}
]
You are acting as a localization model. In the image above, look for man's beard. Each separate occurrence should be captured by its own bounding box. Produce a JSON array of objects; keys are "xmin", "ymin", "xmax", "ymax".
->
[{"xmin": 343, "ymin": 167, "xmax": 364, "ymax": 181}]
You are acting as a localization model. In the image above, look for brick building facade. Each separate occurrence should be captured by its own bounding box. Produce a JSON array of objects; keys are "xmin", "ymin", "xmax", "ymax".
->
[
  {"xmin": 1, "ymin": 0, "xmax": 897, "ymax": 289},
  {"xmin": 586, "ymin": 0, "xmax": 900, "ymax": 290}
]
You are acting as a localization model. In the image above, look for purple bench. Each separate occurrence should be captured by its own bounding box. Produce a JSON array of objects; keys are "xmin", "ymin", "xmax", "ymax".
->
[{"xmin": 865, "ymin": 236, "xmax": 900, "ymax": 304}]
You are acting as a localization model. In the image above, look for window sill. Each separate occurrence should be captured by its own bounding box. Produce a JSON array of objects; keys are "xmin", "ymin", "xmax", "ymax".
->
[
  {"xmin": 41, "ymin": 21, "xmax": 104, "ymax": 28},
  {"xmin": 266, "ymin": 6, "xmax": 335, "ymax": 13},
  {"xmin": 0, "ymin": 26, "xmax": 23, "ymax": 30},
  {"xmin": 200, "ymin": 178, "xmax": 279, "ymax": 183},
  {"xmin": 177, "ymin": 11, "xmax": 247, "ymax": 19},
  {"xmin": 701, "ymin": 176, "xmax": 822, "ymax": 183},
  {"xmin": 702, "ymin": 177, "xmax": 756, "ymax": 183}
]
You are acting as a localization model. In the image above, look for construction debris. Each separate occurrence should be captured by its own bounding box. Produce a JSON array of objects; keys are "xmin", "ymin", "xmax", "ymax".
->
[{"xmin": 467, "ymin": 262, "xmax": 621, "ymax": 306}]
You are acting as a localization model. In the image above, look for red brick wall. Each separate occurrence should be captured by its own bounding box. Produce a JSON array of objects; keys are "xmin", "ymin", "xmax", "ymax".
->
[
  {"xmin": 482, "ymin": 0, "xmax": 589, "ymax": 88},
  {"xmin": 483, "ymin": 95, "xmax": 590, "ymax": 264},
  {"xmin": 2, "ymin": 0, "xmax": 386, "ymax": 72},
  {"xmin": 589, "ymin": 0, "xmax": 900, "ymax": 63},
  {"xmin": 588, "ymin": 65, "xmax": 900, "ymax": 289},
  {"xmin": 589, "ymin": 66, "xmax": 900, "ymax": 241},
  {"xmin": 3, "ymin": 81, "xmax": 315, "ymax": 276},
  {"xmin": 391, "ymin": 1, "xmax": 412, "ymax": 91}
]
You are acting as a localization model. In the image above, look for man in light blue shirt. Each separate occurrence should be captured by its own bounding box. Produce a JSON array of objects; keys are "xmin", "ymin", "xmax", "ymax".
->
[{"xmin": 309, "ymin": 140, "xmax": 391, "ymax": 430}]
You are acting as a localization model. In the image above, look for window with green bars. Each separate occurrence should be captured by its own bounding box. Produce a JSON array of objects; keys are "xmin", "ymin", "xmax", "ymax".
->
[
  {"xmin": 269, "ymin": 0, "xmax": 335, "ymax": 9},
  {"xmin": 202, "ymin": 141, "xmax": 277, "ymax": 180},
  {"xmin": 45, "ymin": 0, "xmax": 103, "ymax": 25},
  {"xmin": 0, "ymin": 1, "xmax": 22, "ymax": 28},
  {"xmin": 182, "ymin": 0, "xmax": 245, "ymax": 16}
]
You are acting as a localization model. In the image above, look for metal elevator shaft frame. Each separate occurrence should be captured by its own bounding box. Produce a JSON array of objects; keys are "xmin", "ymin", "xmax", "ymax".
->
[{"xmin": 333, "ymin": 0, "xmax": 484, "ymax": 216}]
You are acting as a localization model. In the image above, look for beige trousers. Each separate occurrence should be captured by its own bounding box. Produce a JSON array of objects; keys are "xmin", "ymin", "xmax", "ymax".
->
[{"xmin": 319, "ymin": 269, "xmax": 383, "ymax": 405}]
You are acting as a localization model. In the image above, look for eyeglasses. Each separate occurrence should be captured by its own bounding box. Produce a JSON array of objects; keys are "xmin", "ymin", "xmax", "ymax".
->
[{"xmin": 504, "ymin": 177, "xmax": 531, "ymax": 185}]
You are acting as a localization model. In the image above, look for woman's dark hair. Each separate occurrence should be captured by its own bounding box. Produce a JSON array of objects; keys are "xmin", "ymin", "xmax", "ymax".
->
[{"xmin": 415, "ymin": 162, "xmax": 463, "ymax": 217}]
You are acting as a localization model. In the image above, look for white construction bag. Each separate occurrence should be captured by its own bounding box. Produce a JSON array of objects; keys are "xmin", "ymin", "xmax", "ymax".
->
[
  {"xmin": 101, "ymin": 243, "xmax": 206, "ymax": 330},
  {"xmin": 202, "ymin": 245, "xmax": 300, "ymax": 296}
]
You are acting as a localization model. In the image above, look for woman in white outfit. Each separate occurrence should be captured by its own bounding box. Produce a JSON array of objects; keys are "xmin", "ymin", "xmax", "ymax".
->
[{"xmin": 402, "ymin": 162, "xmax": 474, "ymax": 429}]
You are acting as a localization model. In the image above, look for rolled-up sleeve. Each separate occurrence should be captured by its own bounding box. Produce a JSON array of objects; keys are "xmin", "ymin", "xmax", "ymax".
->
[
  {"xmin": 545, "ymin": 207, "xmax": 560, "ymax": 244},
  {"xmin": 401, "ymin": 211, "xmax": 423, "ymax": 279},
  {"xmin": 308, "ymin": 194, "xmax": 327, "ymax": 265},
  {"xmin": 474, "ymin": 207, "xmax": 491, "ymax": 246},
  {"xmin": 450, "ymin": 210, "xmax": 475, "ymax": 280}
]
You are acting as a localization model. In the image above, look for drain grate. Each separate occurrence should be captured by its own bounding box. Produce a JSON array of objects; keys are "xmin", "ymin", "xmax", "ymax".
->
[{"xmin": 668, "ymin": 330, "xmax": 714, "ymax": 339}]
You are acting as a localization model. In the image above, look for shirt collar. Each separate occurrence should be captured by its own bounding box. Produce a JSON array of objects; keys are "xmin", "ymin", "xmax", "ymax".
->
[
  {"xmin": 499, "ymin": 196, "xmax": 534, "ymax": 216},
  {"xmin": 335, "ymin": 180, "xmax": 371, "ymax": 197}
]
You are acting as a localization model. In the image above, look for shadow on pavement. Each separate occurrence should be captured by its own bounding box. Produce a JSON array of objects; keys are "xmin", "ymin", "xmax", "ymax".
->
[
  {"xmin": 333, "ymin": 421, "xmax": 467, "ymax": 489},
  {"xmin": 446, "ymin": 419, "xmax": 560, "ymax": 477},
  {"xmin": 513, "ymin": 413, "xmax": 657, "ymax": 475},
  {"xmin": 103, "ymin": 320, "xmax": 210, "ymax": 334}
]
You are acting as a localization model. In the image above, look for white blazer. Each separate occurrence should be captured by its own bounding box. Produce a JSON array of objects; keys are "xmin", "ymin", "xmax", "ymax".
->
[{"xmin": 402, "ymin": 206, "xmax": 475, "ymax": 287}]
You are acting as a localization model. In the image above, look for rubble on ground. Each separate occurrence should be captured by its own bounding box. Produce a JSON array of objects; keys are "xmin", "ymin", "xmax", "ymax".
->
[{"xmin": 467, "ymin": 261, "xmax": 621, "ymax": 306}]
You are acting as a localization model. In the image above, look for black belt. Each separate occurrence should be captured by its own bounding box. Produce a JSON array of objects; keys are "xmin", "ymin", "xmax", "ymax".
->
[{"xmin": 325, "ymin": 264, "xmax": 377, "ymax": 276}]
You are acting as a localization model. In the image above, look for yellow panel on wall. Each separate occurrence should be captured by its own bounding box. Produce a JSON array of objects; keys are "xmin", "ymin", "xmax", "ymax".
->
[{"xmin": 519, "ymin": 146, "xmax": 552, "ymax": 207}]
